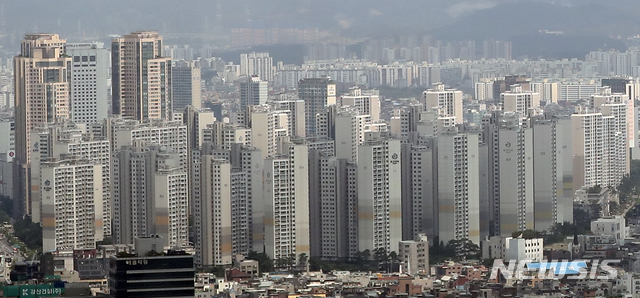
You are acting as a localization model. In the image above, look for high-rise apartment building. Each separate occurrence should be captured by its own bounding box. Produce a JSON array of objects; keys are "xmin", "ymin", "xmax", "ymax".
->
[
  {"xmin": 421, "ymin": 83, "xmax": 463, "ymax": 124},
  {"xmin": 192, "ymin": 143, "xmax": 264, "ymax": 265},
  {"xmin": 103, "ymin": 118, "xmax": 188, "ymax": 171},
  {"xmin": 30, "ymin": 122, "xmax": 112, "ymax": 237},
  {"xmin": 172, "ymin": 61, "xmax": 202, "ymax": 109},
  {"xmin": 390, "ymin": 103, "xmax": 423, "ymax": 140},
  {"xmin": 531, "ymin": 117, "xmax": 569, "ymax": 231},
  {"xmin": 240, "ymin": 52, "xmax": 274, "ymax": 82},
  {"xmin": 14, "ymin": 33, "xmax": 71, "ymax": 217},
  {"xmin": 400, "ymin": 139, "xmax": 436, "ymax": 242},
  {"xmin": 193, "ymin": 156, "xmax": 234, "ymax": 266},
  {"xmin": 358, "ymin": 132, "xmax": 402, "ymax": 253},
  {"xmin": 572, "ymin": 101, "xmax": 629, "ymax": 192},
  {"xmin": 339, "ymin": 87, "xmax": 381, "ymax": 121},
  {"xmin": 484, "ymin": 113, "xmax": 535, "ymax": 237},
  {"xmin": 240, "ymin": 75, "xmax": 267, "ymax": 108},
  {"xmin": 500, "ymin": 85, "xmax": 541, "ymax": 116},
  {"xmin": 298, "ymin": 77, "xmax": 336, "ymax": 137},
  {"xmin": 263, "ymin": 141, "xmax": 310, "ymax": 260},
  {"xmin": 436, "ymin": 131, "xmax": 481, "ymax": 244},
  {"xmin": 250, "ymin": 106, "xmax": 289, "ymax": 159},
  {"xmin": 65, "ymin": 42, "xmax": 109, "ymax": 123},
  {"xmin": 41, "ymin": 155, "xmax": 103, "ymax": 251},
  {"xmin": 112, "ymin": 146, "xmax": 188, "ymax": 247},
  {"xmin": 309, "ymin": 151, "xmax": 357, "ymax": 260},
  {"xmin": 112, "ymin": 31, "xmax": 172, "ymax": 120},
  {"xmin": 270, "ymin": 96, "xmax": 306, "ymax": 138},
  {"xmin": 203, "ymin": 122, "xmax": 252, "ymax": 150}
]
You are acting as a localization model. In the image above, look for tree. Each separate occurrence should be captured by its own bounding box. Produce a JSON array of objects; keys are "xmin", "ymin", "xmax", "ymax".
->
[
  {"xmin": 587, "ymin": 185, "xmax": 602, "ymax": 194},
  {"xmin": 388, "ymin": 251, "xmax": 399, "ymax": 273},
  {"xmin": 374, "ymin": 247, "xmax": 389, "ymax": 271},
  {"xmin": 298, "ymin": 253, "xmax": 308, "ymax": 267},
  {"xmin": 247, "ymin": 251, "xmax": 274, "ymax": 274},
  {"xmin": 446, "ymin": 239, "xmax": 480, "ymax": 260},
  {"xmin": 13, "ymin": 216, "xmax": 42, "ymax": 250},
  {"xmin": 512, "ymin": 230, "xmax": 543, "ymax": 239}
]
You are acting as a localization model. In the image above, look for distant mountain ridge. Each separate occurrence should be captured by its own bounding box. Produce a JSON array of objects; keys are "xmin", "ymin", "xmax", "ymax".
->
[{"xmin": 432, "ymin": 1, "xmax": 640, "ymax": 40}]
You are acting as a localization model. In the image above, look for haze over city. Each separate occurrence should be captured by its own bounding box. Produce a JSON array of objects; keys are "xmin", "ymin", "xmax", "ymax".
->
[{"xmin": 1, "ymin": 1, "xmax": 640, "ymax": 298}]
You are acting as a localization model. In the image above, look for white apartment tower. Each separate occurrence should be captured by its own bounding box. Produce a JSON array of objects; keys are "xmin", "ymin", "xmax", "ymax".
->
[
  {"xmin": 436, "ymin": 131, "xmax": 481, "ymax": 244},
  {"xmin": 240, "ymin": 52, "xmax": 274, "ymax": 82},
  {"xmin": 250, "ymin": 106, "xmax": 289, "ymax": 159},
  {"xmin": 572, "ymin": 102, "xmax": 628, "ymax": 191},
  {"xmin": 65, "ymin": 42, "xmax": 109, "ymax": 123},
  {"xmin": 340, "ymin": 87, "xmax": 381, "ymax": 121},
  {"xmin": 484, "ymin": 113, "xmax": 535, "ymax": 237},
  {"xmin": 112, "ymin": 146, "xmax": 188, "ymax": 247},
  {"xmin": 400, "ymin": 140, "xmax": 437, "ymax": 242},
  {"xmin": 41, "ymin": 156, "xmax": 103, "ymax": 251},
  {"xmin": 203, "ymin": 122, "xmax": 252, "ymax": 150},
  {"xmin": 194, "ymin": 156, "xmax": 234, "ymax": 266},
  {"xmin": 390, "ymin": 103, "xmax": 423, "ymax": 140},
  {"xmin": 194, "ymin": 143, "xmax": 265, "ymax": 256},
  {"xmin": 105, "ymin": 118, "xmax": 188, "ymax": 171},
  {"xmin": 30, "ymin": 122, "xmax": 112, "ymax": 238},
  {"xmin": 263, "ymin": 141, "xmax": 310, "ymax": 260},
  {"xmin": 500, "ymin": 85, "xmax": 541, "ymax": 116},
  {"xmin": 531, "ymin": 117, "xmax": 572, "ymax": 231},
  {"xmin": 270, "ymin": 96, "xmax": 306, "ymax": 138},
  {"xmin": 421, "ymin": 83, "xmax": 463, "ymax": 124},
  {"xmin": 358, "ymin": 132, "xmax": 402, "ymax": 253}
]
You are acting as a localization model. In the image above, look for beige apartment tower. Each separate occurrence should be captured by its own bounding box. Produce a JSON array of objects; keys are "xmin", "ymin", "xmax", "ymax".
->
[
  {"xmin": 14, "ymin": 33, "xmax": 71, "ymax": 217},
  {"xmin": 112, "ymin": 31, "xmax": 172, "ymax": 120}
]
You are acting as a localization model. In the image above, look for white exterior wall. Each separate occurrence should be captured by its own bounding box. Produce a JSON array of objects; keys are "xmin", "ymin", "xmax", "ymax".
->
[{"xmin": 66, "ymin": 42, "xmax": 109, "ymax": 124}]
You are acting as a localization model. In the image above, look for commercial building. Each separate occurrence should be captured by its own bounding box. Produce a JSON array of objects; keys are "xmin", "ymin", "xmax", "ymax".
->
[
  {"xmin": 109, "ymin": 238, "xmax": 195, "ymax": 298},
  {"xmin": 172, "ymin": 61, "xmax": 201, "ymax": 109},
  {"xmin": 14, "ymin": 33, "xmax": 71, "ymax": 217},
  {"xmin": 505, "ymin": 237, "xmax": 544, "ymax": 262},
  {"xmin": 65, "ymin": 42, "xmax": 109, "ymax": 123},
  {"xmin": 112, "ymin": 31, "xmax": 172, "ymax": 120},
  {"xmin": 239, "ymin": 75, "xmax": 267, "ymax": 108},
  {"xmin": 591, "ymin": 216, "xmax": 626, "ymax": 244},
  {"xmin": 298, "ymin": 77, "xmax": 336, "ymax": 137}
]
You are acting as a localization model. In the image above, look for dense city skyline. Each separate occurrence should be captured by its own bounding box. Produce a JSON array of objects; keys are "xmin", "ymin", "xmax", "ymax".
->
[{"xmin": 2, "ymin": 2, "xmax": 640, "ymax": 297}]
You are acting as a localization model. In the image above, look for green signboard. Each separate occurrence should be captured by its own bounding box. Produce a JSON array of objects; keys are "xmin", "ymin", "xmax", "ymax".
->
[{"xmin": 2, "ymin": 284, "xmax": 64, "ymax": 298}]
